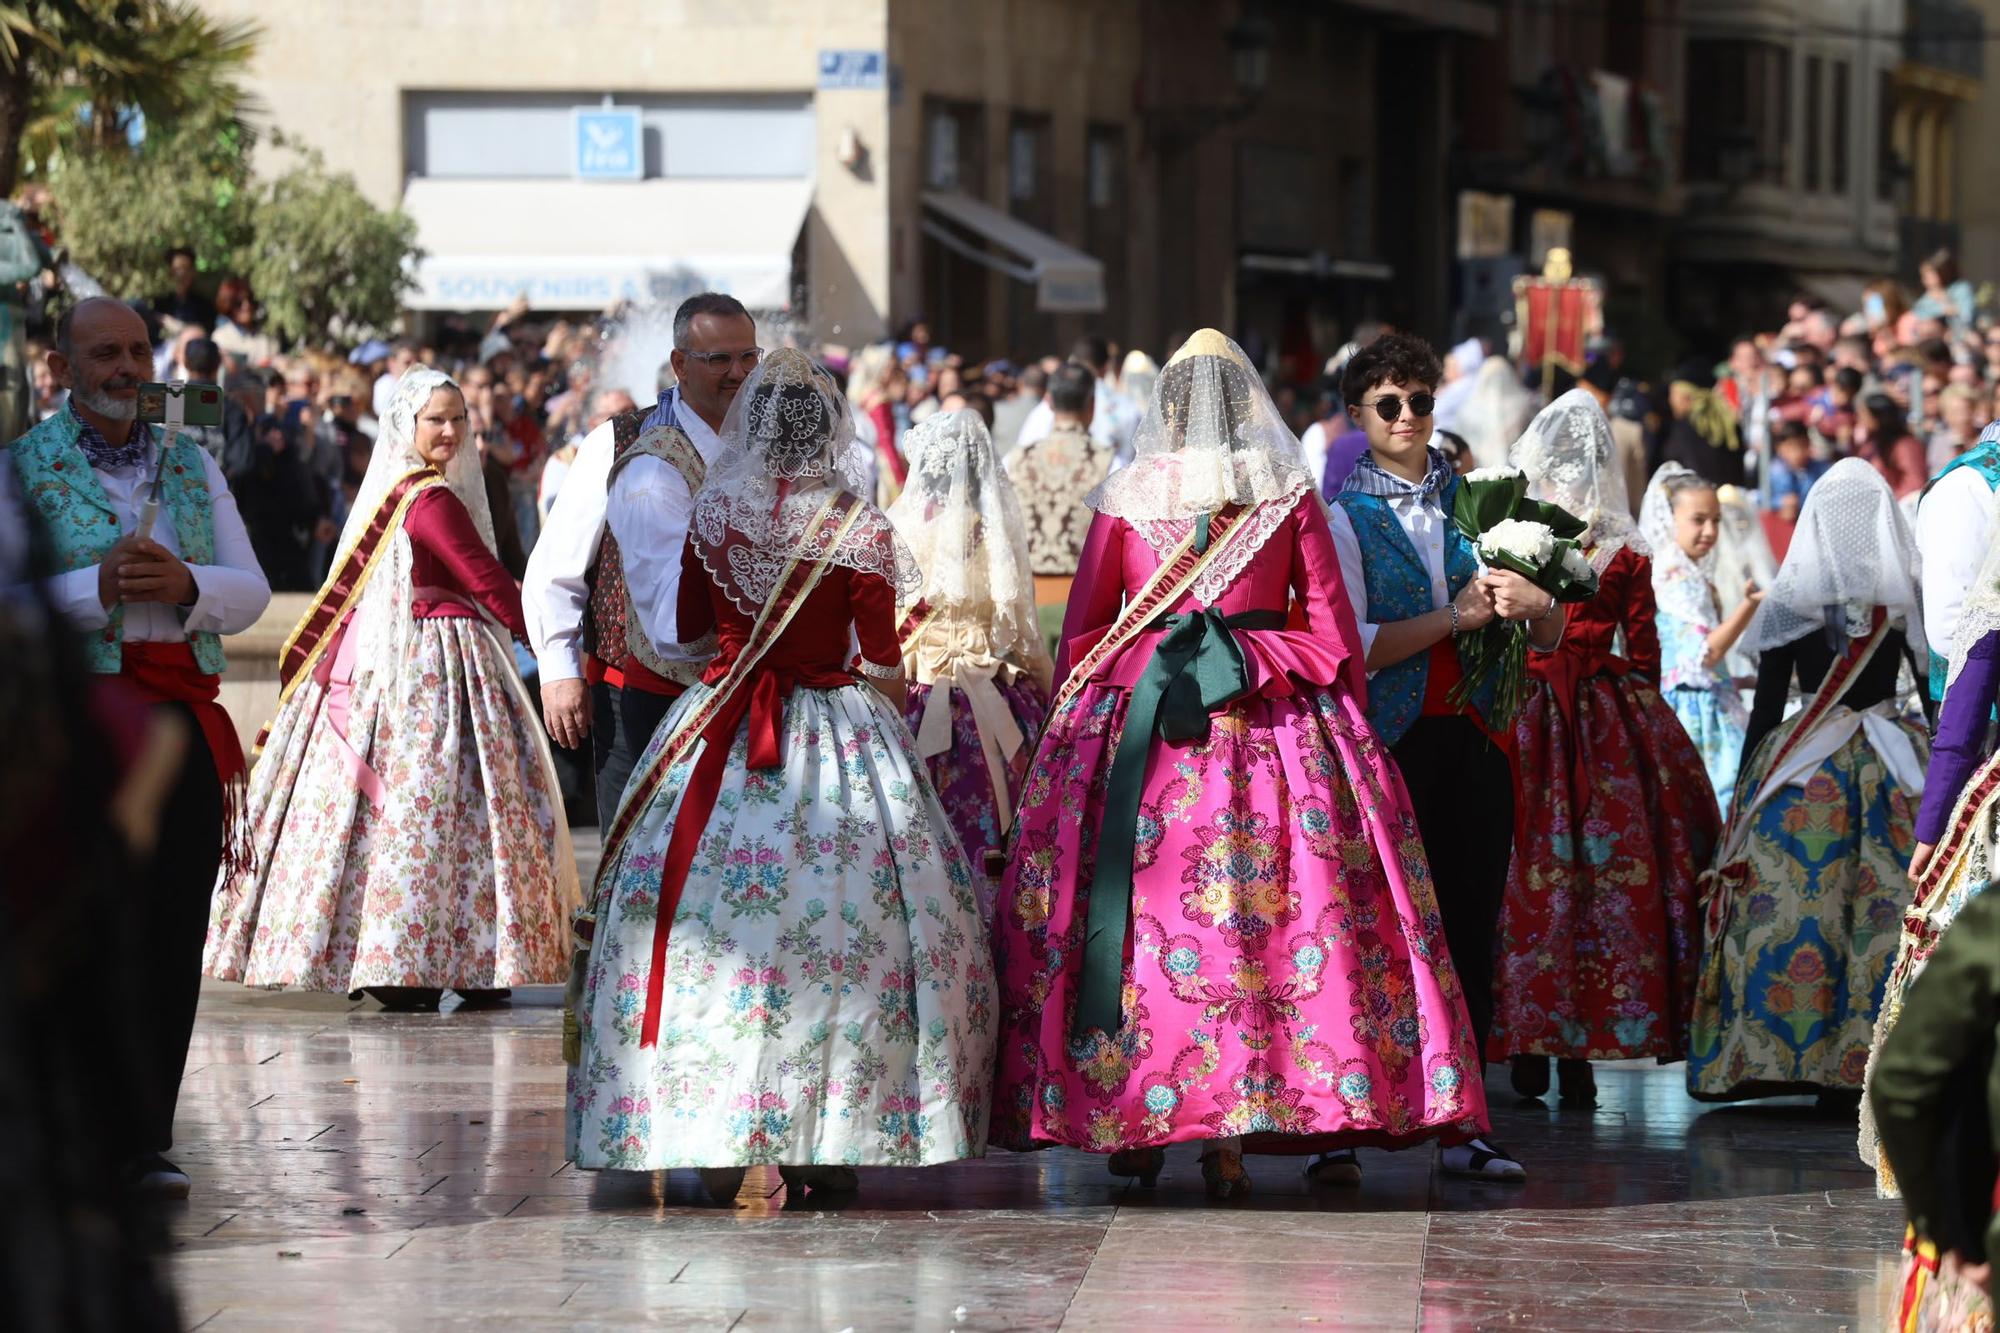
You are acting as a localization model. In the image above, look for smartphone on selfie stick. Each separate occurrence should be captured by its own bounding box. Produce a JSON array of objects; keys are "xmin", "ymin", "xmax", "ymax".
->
[{"xmin": 134, "ymin": 381, "xmax": 222, "ymax": 538}]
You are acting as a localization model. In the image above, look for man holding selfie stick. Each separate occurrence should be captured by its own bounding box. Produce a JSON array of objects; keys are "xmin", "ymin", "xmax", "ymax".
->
[{"xmin": 3, "ymin": 297, "xmax": 270, "ymax": 1198}]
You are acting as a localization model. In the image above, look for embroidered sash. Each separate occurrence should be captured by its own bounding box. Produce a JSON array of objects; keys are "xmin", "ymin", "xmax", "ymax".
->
[
  {"xmin": 896, "ymin": 599, "xmax": 936, "ymax": 654},
  {"xmin": 254, "ymin": 467, "xmax": 445, "ymax": 755},
  {"xmin": 1046, "ymin": 501, "xmax": 1273, "ymax": 720},
  {"xmin": 1909, "ymin": 737, "xmax": 2000, "ymax": 932},
  {"xmin": 594, "ymin": 492, "xmax": 866, "ymax": 1050},
  {"xmin": 1701, "ymin": 618, "xmax": 1894, "ymax": 939}
]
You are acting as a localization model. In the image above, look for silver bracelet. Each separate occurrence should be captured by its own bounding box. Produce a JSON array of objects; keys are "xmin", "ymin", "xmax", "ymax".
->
[
  {"xmin": 1446, "ymin": 601, "xmax": 1461, "ymax": 638},
  {"xmin": 1535, "ymin": 594, "xmax": 1559, "ymax": 622}
]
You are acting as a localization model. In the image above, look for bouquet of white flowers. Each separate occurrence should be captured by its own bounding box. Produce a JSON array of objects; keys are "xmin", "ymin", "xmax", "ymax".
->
[{"xmin": 1450, "ymin": 465, "xmax": 1600, "ymax": 726}]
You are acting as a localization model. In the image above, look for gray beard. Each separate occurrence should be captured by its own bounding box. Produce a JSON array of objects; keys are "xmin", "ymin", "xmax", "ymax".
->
[{"xmin": 73, "ymin": 382, "xmax": 138, "ymax": 421}]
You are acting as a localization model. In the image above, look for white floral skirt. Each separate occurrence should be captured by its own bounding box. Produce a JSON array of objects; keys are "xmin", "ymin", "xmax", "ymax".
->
[
  {"xmin": 206, "ymin": 617, "xmax": 578, "ymax": 991},
  {"xmin": 567, "ymin": 682, "xmax": 995, "ymax": 1170}
]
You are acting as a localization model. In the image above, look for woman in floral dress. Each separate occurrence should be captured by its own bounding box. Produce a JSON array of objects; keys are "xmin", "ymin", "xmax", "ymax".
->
[
  {"xmin": 1641, "ymin": 464, "xmax": 1758, "ymax": 815},
  {"xmin": 206, "ymin": 367, "xmax": 577, "ymax": 1008},
  {"xmin": 567, "ymin": 349, "xmax": 994, "ymax": 1204},
  {"xmin": 988, "ymin": 330, "xmax": 1487, "ymax": 1200},
  {"xmin": 886, "ymin": 407, "xmax": 1052, "ymax": 909},
  {"xmin": 1689, "ymin": 459, "xmax": 1929, "ymax": 1102},
  {"xmin": 1489, "ymin": 392, "xmax": 1719, "ymax": 1106}
]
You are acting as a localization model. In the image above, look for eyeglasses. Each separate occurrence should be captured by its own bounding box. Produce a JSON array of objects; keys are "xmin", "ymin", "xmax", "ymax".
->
[
  {"xmin": 685, "ymin": 348, "xmax": 764, "ymax": 373},
  {"xmin": 1361, "ymin": 392, "xmax": 1436, "ymax": 422}
]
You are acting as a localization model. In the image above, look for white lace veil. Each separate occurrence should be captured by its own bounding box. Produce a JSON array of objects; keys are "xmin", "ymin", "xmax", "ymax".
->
[
  {"xmin": 1119, "ymin": 349, "xmax": 1158, "ymax": 408},
  {"xmin": 1638, "ymin": 463, "xmax": 1720, "ymax": 628},
  {"xmin": 1947, "ymin": 487, "xmax": 2000, "ymax": 686},
  {"xmin": 1458, "ymin": 356, "xmax": 1538, "ymax": 470},
  {"xmin": 1511, "ymin": 388, "xmax": 1645, "ymax": 571},
  {"xmin": 1741, "ymin": 457, "xmax": 1925, "ymax": 658},
  {"xmin": 692, "ymin": 347, "xmax": 919, "ymax": 617},
  {"xmin": 333, "ymin": 365, "xmax": 496, "ymax": 697},
  {"xmin": 887, "ymin": 407, "xmax": 1048, "ymax": 676},
  {"xmin": 1087, "ymin": 328, "xmax": 1314, "ymax": 523}
]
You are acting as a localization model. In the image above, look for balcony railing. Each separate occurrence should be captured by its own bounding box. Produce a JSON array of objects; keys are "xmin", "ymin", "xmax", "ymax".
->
[{"xmin": 1906, "ymin": 0, "xmax": 1985, "ymax": 82}]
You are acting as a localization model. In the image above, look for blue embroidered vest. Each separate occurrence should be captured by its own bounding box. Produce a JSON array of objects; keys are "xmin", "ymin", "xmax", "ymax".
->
[
  {"xmin": 10, "ymin": 411, "xmax": 228, "ymax": 675},
  {"xmin": 1334, "ymin": 475, "xmax": 1487, "ymax": 745},
  {"xmin": 1926, "ymin": 438, "xmax": 2000, "ymax": 699}
]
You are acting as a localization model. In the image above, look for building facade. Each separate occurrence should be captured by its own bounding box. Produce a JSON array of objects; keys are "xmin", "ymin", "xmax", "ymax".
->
[{"xmin": 200, "ymin": 0, "xmax": 1500, "ymax": 368}]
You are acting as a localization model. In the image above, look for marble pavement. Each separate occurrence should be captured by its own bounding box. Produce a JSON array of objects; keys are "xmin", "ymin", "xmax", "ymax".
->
[{"xmin": 163, "ymin": 836, "xmax": 1906, "ymax": 1331}]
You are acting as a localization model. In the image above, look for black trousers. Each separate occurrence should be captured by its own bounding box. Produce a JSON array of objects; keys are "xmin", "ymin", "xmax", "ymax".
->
[
  {"xmin": 591, "ymin": 680, "xmax": 677, "ymax": 831},
  {"xmin": 1389, "ymin": 715, "xmax": 1515, "ymax": 1062},
  {"xmin": 139, "ymin": 703, "xmax": 224, "ymax": 1155}
]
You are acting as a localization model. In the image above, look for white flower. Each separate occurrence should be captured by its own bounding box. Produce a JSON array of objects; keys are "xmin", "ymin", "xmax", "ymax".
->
[
  {"xmin": 1560, "ymin": 546, "xmax": 1593, "ymax": 581},
  {"xmin": 1480, "ymin": 518, "xmax": 1556, "ymax": 566},
  {"xmin": 1463, "ymin": 465, "xmax": 1524, "ymax": 485}
]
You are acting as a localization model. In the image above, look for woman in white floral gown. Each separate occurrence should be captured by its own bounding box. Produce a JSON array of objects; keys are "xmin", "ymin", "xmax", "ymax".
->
[
  {"xmin": 205, "ymin": 367, "xmax": 577, "ymax": 1009},
  {"xmin": 567, "ymin": 348, "xmax": 994, "ymax": 1204}
]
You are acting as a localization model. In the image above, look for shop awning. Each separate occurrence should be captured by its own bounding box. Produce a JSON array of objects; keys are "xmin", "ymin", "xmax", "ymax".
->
[
  {"xmin": 920, "ymin": 191, "xmax": 1105, "ymax": 313},
  {"xmin": 400, "ymin": 177, "xmax": 814, "ymax": 311}
]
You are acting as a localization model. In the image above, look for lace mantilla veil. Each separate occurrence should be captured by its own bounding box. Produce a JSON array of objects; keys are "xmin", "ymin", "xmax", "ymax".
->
[
  {"xmin": 692, "ymin": 347, "xmax": 919, "ymax": 617},
  {"xmin": 1511, "ymin": 388, "xmax": 1646, "ymax": 572},
  {"xmin": 333, "ymin": 365, "xmax": 498, "ymax": 702},
  {"xmin": 1639, "ymin": 463, "xmax": 1720, "ymax": 628},
  {"xmin": 1741, "ymin": 457, "xmax": 1925, "ymax": 659},
  {"xmin": 886, "ymin": 407, "xmax": 1049, "ymax": 676}
]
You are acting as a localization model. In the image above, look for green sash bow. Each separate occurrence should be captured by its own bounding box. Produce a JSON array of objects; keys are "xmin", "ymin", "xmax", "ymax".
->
[{"xmin": 1071, "ymin": 603, "xmax": 1287, "ymax": 1039}]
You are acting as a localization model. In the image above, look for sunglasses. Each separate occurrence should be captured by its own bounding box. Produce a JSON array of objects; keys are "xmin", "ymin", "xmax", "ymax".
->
[{"xmin": 1360, "ymin": 392, "xmax": 1436, "ymax": 422}]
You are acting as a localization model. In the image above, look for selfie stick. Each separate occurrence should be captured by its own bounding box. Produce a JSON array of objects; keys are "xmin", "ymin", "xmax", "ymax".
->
[{"xmin": 136, "ymin": 386, "xmax": 189, "ymax": 540}]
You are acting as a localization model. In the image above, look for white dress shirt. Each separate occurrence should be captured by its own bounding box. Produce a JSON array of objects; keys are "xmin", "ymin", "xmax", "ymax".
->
[
  {"xmin": 1324, "ymin": 488, "xmax": 1451, "ymax": 663},
  {"xmin": 1918, "ymin": 463, "xmax": 1994, "ymax": 661},
  {"xmin": 523, "ymin": 390, "xmax": 723, "ymax": 682},
  {"xmin": 3, "ymin": 435, "xmax": 272, "ymax": 641},
  {"xmin": 1298, "ymin": 421, "xmax": 1332, "ymax": 491}
]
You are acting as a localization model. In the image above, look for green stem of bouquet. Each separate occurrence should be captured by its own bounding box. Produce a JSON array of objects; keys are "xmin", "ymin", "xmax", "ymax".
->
[{"xmin": 1448, "ymin": 622, "xmax": 1531, "ymax": 730}]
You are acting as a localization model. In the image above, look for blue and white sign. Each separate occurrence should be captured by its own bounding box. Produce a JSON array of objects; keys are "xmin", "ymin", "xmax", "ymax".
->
[
  {"xmin": 572, "ymin": 106, "xmax": 643, "ymax": 180},
  {"xmin": 817, "ymin": 49, "xmax": 885, "ymax": 91}
]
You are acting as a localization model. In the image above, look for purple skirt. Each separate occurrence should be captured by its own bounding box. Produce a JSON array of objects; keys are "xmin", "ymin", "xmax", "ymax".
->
[{"xmin": 904, "ymin": 674, "xmax": 1049, "ymax": 893}]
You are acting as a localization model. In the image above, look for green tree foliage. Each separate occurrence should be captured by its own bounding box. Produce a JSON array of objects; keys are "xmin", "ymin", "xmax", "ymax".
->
[
  {"xmin": 0, "ymin": 0, "xmax": 260, "ymax": 195},
  {"xmin": 47, "ymin": 110, "xmax": 253, "ymax": 298},
  {"xmin": 242, "ymin": 140, "xmax": 421, "ymax": 346}
]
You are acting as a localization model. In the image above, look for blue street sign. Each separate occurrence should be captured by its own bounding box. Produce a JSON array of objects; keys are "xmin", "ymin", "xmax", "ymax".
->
[
  {"xmin": 818, "ymin": 49, "xmax": 885, "ymax": 90},
  {"xmin": 573, "ymin": 107, "xmax": 643, "ymax": 180}
]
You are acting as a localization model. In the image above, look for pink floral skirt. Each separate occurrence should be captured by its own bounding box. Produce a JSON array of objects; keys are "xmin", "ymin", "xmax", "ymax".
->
[{"xmin": 990, "ymin": 678, "xmax": 1489, "ymax": 1154}]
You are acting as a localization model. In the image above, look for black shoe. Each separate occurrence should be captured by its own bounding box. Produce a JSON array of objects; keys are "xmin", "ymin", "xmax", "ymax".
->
[
  {"xmin": 453, "ymin": 988, "xmax": 513, "ymax": 1008},
  {"xmin": 1509, "ymin": 1054, "xmax": 1551, "ymax": 1100},
  {"xmin": 1557, "ymin": 1058, "xmax": 1597, "ymax": 1108},
  {"xmin": 128, "ymin": 1153, "xmax": 191, "ymax": 1199},
  {"xmin": 364, "ymin": 987, "xmax": 443, "ymax": 1012},
  {"xmin": 1304, "ymin": 1149, "xmax": 1363, "ymax": 1186}
]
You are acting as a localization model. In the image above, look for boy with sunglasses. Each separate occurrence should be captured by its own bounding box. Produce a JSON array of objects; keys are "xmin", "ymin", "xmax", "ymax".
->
[{"xmin": 1322, "ymin": 333, "xmax": 1565, "ymax": 1184}]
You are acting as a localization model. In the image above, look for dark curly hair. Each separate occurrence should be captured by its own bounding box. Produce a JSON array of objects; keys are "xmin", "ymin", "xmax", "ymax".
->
[{"xmin": 1340, "ymin": 332, "xmax": 1442, "ymax": 409}]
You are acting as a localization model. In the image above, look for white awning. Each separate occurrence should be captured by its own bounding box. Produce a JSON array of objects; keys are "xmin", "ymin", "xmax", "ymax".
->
[
  {"xmin": 401, "ymin": 177, "xmax": 814, "ymax": 311},
  {"xmin": 920, "ymin": 190, "xmax": 1105, "ymax": 313}
]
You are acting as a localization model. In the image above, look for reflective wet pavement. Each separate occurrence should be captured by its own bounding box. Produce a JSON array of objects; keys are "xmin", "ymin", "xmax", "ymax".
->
[{"xmin": 165, "ymin": 845, "xmax": 1904, "ymax": 1330}]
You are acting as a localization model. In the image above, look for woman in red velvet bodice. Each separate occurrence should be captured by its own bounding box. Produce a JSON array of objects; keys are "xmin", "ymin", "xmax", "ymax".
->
[
  {"xmin": 569, "ymin": 349, "xmax": 994, "ymax": 1201},
  {"xmin": 1491, "ymin": 390, "xmax": 1720, "ymax": 1102},
  {"xmin": 208, "ymin": 368, "xmax": 577, "ymax": 1007}
]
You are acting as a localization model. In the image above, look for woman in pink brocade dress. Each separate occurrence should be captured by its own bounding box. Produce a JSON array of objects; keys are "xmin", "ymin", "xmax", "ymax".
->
[{"xmin": 988, "ymin": 330, "xmax": 1488, "ymax": 1200}]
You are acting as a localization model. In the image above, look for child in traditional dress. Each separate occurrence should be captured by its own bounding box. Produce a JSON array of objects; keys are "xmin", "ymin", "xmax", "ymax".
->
[
  {"xmin": 886, "ymin": 408, "xmax": 1052, "ymax": 909},
  {"xmin": 1641, "ymin": 464, "xmax": 1758, "ymax": 814},
  {"xmin": 1690, "ymin": 459, "xmax": 1929, "ymax": 1103},
  {"xmin": 1489, "ymin": 393, "xmax": 1720, "ymax": 1107}
]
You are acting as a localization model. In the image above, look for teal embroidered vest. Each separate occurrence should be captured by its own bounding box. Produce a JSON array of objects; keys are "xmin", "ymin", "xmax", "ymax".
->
[
  {"xmin": 1926, "ymin": 437, "xmax": 2000, "ymax": 699},
  {"xmin": 1334, "ymin": 476, "xmax": 1486, "ymax": 745},
  {"xmin": 10, "ymin": 411, "xmax": 227, "ymax": 675}
]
